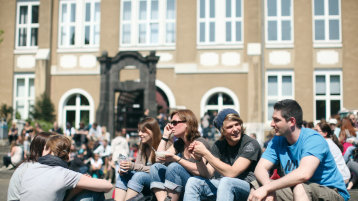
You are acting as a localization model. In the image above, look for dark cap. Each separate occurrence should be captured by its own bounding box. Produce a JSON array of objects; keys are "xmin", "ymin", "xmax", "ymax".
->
[{"xmin": 213, "ymin": 108, "xmax": 239, "ymax": 131}]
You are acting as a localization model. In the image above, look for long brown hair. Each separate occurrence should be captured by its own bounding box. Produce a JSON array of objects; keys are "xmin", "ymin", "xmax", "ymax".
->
[
  {"xmin": 170, "ymin": 109, "xmax": 201, "ymax": 143},
  {"xmin": 45, "ymin": 135, "xmax": 71, "ymax": 161},
  {"xmin": 27, "ymin": 132, "xmax": 53, "ymax": 162},
  {"xmin": 138, "ymin": 117, "xmax": 161, "ymax": 164}
]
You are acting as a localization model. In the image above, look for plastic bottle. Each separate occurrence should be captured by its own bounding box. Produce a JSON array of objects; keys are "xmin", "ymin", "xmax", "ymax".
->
[{"xmin": 118, "ymin": 154, "xmax": 127, "ymax": 171}]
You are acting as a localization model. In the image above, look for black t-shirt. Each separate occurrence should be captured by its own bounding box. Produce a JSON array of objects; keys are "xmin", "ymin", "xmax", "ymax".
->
[
  {"xmin": 174, "ymin": 137, "xmax": 211, "ymax": 163},
  {"xmin": 211, "ymin": 134, "xmax": 261, "ymax": 182}
]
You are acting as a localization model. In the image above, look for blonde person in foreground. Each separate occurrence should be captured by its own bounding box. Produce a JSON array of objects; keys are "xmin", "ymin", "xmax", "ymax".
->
[{"xmin": 248, "ymin": 99, "xmax": 349, "ymax": 201}]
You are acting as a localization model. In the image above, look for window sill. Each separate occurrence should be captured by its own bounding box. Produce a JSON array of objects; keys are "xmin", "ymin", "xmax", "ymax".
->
[
  {"xmin": 313, "ymin": 42, "xmax": 342, "ymax": 48},
  {"xmin": 57, "ymin": 48, "xmax": 100, "ymax": 53},
  {"xmin": 265, "ymin": 43, "xmax": 294, "ymax": 49},
  {"xmin": 119, "ymin": 45, "xmax": 176, "ymax": 51},
  {"xmin": 13, "ymin": 48, "xmax": 38, "ymax": 55},
  {"xmin": 196, "ymin": 44, "xmax": 244, "ymax": 50}
]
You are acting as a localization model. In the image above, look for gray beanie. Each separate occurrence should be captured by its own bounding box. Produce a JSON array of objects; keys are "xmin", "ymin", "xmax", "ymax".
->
[{"xmin": 213, "ymin": 108, "xmax": 240, "ymax": 131}]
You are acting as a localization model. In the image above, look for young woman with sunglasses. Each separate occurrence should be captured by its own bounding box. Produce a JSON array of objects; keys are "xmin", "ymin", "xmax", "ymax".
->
[
  {"xmin": 150, "ymin": 109, "xmax": 211, "ymax": 201},
  {"xmin": 114, "ymin": 117, "xmax": 162, "ymax": 201},
  {"xmin": 20, "ymin": 134, "xmax": 112, "ymax": 201}
]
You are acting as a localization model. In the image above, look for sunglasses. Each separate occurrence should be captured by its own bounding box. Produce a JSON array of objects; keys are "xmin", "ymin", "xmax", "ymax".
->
[{"xmin": 170, "ymin": 120, "xmax": 186, "ymax": 126}]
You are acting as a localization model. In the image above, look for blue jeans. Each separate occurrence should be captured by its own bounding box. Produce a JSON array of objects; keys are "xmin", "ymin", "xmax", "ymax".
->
[
  {"xmin": 116, "ymin": 170, "xmax": 151, "ymax": 194},
  {"xmin": 70, "ymin": 190, "xmax": 105, "ymax": 201},
  {"xmin": 344, "ymin": 146, "xmax": 355, "ymax": 163},
  {"xmin": 184, "ymin": 176, "xmax": 219, "ymax": 201},
  {"xmin": 150, "ymin": 162, "xmax": 192, "ymax": 193},
  {"xmin": 184, "ymin": 177, "xmax": 250, "ymax": 201}
]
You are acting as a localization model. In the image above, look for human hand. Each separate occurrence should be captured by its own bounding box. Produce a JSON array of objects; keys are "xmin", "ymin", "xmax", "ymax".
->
[
  {"xmin": 190, "ymin": 141, "xmax": 208, "ymax": 157},
  {"xmin": 163, "ymin": 124, "xmax": 173, "ymax": 139},
  {"xmin": 157, "ymin": 151, "xmax": 176, "ymax": 163},
  {"xmin": 248, "ymin": 187, "xmax": 270, "ymax": 201}
]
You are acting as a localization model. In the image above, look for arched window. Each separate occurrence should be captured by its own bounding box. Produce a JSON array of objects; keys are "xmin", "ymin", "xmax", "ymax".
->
[
  {"xmin": 59, "ymin": 89, "xmax": 94, "ymax": 129},
  {"xmin": 200, "ymin": 87, "xmax": 239, "ymax": 118}
]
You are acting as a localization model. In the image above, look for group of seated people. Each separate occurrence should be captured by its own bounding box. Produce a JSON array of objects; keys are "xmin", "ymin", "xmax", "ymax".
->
[{"xmin": 7, "ymin": 99, "xmax": 352, "ymax": 201}]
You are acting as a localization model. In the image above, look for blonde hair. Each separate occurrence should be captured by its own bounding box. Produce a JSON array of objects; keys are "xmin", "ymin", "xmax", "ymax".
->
[{"xmin": 219, "ymin": 113, "xmax": 245, "ymax": 140}]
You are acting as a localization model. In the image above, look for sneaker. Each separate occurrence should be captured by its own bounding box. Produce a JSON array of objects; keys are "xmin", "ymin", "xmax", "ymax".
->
[{"xmin": 7, "ymin": 164, "xmax": 14, "ymax": 170}]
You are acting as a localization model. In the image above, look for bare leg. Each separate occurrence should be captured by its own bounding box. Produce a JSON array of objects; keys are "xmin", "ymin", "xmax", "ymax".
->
[
  {"xmin": 153, "ymin": 188, "xmax": 168, "ymax": 201},
  {"xmin": 293, "ymin": 184, "xmax": 309, "ymax": 201},
  {"xmin": 115, "ymin": 188, "xmax": 127, "ymax": 201},
  {"xmin": 124, "ymin": 188, "xmax": 139, "ymax": 200},
  {"xmin": 167, "ymin": 189, "xmax": 180, "ymax": 201}
]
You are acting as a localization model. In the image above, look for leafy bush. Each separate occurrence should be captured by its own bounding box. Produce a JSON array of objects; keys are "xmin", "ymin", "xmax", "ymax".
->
[{"xmin": 31, "ymin": 93, "xmax": 55, "ymax": 122}]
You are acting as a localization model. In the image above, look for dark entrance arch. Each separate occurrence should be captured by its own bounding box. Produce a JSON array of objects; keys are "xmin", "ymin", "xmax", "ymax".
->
[{"xmin": 96, "ymin": 51, "xmax": 159, "ymax": 137}]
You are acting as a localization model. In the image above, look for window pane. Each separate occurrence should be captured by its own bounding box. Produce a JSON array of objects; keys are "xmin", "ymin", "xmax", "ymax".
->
[
  {"xmin": 282, "ymin": 76, "xmax": 292, "ymax": 96},
  {"xmin": 29, "ymin": 78, "xmax": 34, "ymax": 97},
  {"xmin": 18, "ymin": 28, "xmax": 27, "ymax": 46},
  {"xmin": 315, "ymin": 20, "xmax": 325, "ymax": 40},
  {"xmin": 60, "ymin": 27, "xmax": 66, "ymax": 45},
  {"xmin": 330, "ymin": 75, "xmax": 340, "ymax": 95},
  {"xmin": 85, "ymin": 3, "xmax": 91, "ymax": 22},
  {"xmin": 316, "ymin": 75, "xmax": 326, "ymax": 95},
  {"xmin": 166, "ymin": 23, "xmax": 175, "ymax": 43},
  {"xmin": 167, "ymin": 0, "xmax": 175, "ymax": 19},
  {"xmin": 236, "ymin": 21, "xmax": 241, "ymax": 41},
  {"xmin": 268, "ymin": 21, "xmax": 277, "ymax": 41},
  {"xmin": 67, "ymin": 95, "xmax": 76, "ymax": 105},
  {"xmin": 226, "ymin": 21, "xmax": 231, "ymax": 42},
  {"xmin": 236, "ymin": 0, "xmax": 241, "ymax": 17},
  {"xmin": 200, "ymin": 22, "xmax": 205, "ymax": 42},
  {"xmin": 122, "ymin": 24, "xmax": 131, "ymax": 44},
  {"xmin": 226, "ymin": 0, "xmax": 231, "ymax": 18},
  {"xmin": 61, "ymin": 4, "xmax": 67, "ymax": 22},
  {"xmin": 208, "ymin": 94, "xmax": 218, "ymax": 105},
  {"xmin": 94, "ymin": 25, "xmax": 100, "ymax": 45},
  {"xmin": 139, "ymin": 1, "xmax": 147, "ymax": 20},
  {"xmin": 329, "ymin": 0, "xmax": 339, "ymax": 15},
  {"xmin": 209, "ymin": 22, "xmax": 215, "ymax": 42},
  {"xmin": 70, "ymin": 26, "xmax": 75, "ymax": 45},
  {"xmin": 210, "ymin": 0, "xmax": 215, "ymax": 18},
  {"xmin": 281, "ymin": 0, "xmax": 291, "ymax": 16},
  {"xmin": 16, "ymin": 100, "xmax": 25, "ymax": 120},
  {"xmin": 123, "ymin": 2, "xmax": 131, "ymax": 20},
  {"xmin": 139, "ymin": 24, "xmax": 146, "ymax": 43},
  {"xmin": 150, "ymin": 23, "xmax": 159, "ymax": 43},
  {"xmin": 31, "ymin": 5, "xmax": 39, "ymax": 23},
  {"xmin": 151, "ymin": 0, "xmax": 158, "ymax": 20},
  {"xmin": 85, "ymin": 26, "xmax": 90, "ymax": 45},
  {"xmin": 329, "ymin": 20, "xmax": 340, "ymax": 40},
  {"xmin": 16, "ymin": 79, "xmax": 25, "ymax": 97},
  {"xmin": 30, "ymin": 28, "xmax": 38, "ymax": 46},
  {"xmin": 223, "ymin": 94, "xmax": 234, "ymax": 105},
  {"xmin": 331, "ymin": 100, "xmax": 340, "ymax": 116},
  {"xmin": 282, "ymin": 20, "xmax": 291, "ymax": 40},
  {"xmin": 316, "ymin": 100, "xmax": 326, "ymax": 120},
  {"xmin": 80, "ymin": 95, "xmax": 89, "ymax": 105},
  {"xmin": 19, "ymin": 6, "xmax": 28, "ymax": 24},
  {"xmin": 268, "ymin": 0, "xmax": 277, "ymax": 17},
  {"xmin": 268, "ymin": 76, "xmax": 278, "ymax": 96},
  {"xmin": 80, "ymin": 111, "xmax": 90, "ymax": 125},
  {"xmin": 267, "ymin": 100, "xmax": 276, "ymax": 120},
  {"xmin": 94, "ymin": 3, "xmax": 100, "ymax": 21},
  {"xmin": 314, "ymin": 0, "xmax": 324, "ymax": 16},
  {"xmin": 200, "ymin": 0, "xmax": 205, "ymax": 18},
  {"xmin": 70, "ymin": 4, "xmax": 76, "ymax": 22}
]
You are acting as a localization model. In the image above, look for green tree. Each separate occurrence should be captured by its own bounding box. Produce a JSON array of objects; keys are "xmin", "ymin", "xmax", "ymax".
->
[
  {"xmin": 31, "ymin": 93, "xmax": 55, "ymax": 122},
  {"xmin": 0, "ymin": 30, "xmax": 4, "ymax": 44},
  {"xmin": 0, "ymin": 104, "xmax": 13, "ymax": 122}
]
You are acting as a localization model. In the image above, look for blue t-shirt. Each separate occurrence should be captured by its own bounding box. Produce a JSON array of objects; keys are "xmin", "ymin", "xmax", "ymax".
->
[{"xmin": 263, "ymin": 128, "xmax": 350, "ymax": 201}]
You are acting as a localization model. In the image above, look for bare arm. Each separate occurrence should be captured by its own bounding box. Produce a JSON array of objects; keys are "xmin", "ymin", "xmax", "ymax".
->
[
  {"xmin": 249, "ymin": 156, "xmax": 320, "ymax": 201},
  {"xmin": 76, "ymin": 175, "xmax": 113, "ymax": 192}
]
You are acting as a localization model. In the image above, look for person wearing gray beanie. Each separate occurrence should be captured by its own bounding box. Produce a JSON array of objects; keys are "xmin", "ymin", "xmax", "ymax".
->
[{"xmin": 185, "ymin": 108, "xmax": 261, "ymax": 201}]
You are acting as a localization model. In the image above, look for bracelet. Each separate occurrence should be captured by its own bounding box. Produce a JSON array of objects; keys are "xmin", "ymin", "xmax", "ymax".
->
[
  {"xmin": 161, "ymin": 137, "xmax": 169, "ymax": 142},
  {"xmin": 177, "ymin": 157, "xmax": 182, "ymax": 162}
]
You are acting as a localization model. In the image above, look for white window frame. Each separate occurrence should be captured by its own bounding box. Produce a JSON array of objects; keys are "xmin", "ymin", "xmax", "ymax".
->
[
  {"xmin": 13, "ymin": 74, "xmax": 35, "ymax": 120},
  {"xmin": 265, "ymin": 70, "xmax": 294, "ymax": 123},
  {"xmin": 265, "ymin": 0, "xmax": 294, "ymax": 48},
  {"xmin": 313, "ymin": 70, "xmax": 342, "ymax": 121},
  {"xmin": 197, "ymin": 0, "xmax": 244, "ymax": 49},
  {"xmin": 200, "ymin": 87, "xmax": 239, "ymax": 117},
  {"xmin": 58, "ymin": 0, "xmax": 101, "ymax": 50},
  {"xmin": 312, "ymin": 0, "xmax": 342, "ymax": 48},
  {"xmin": 119, "ymin": 0, "xmax": 176, "ymax": 50},
  {"xmin": 15, "ymin": 1, "xmax": 40, "ymax": 50},
  {"xmin": 58, "ymin": 88, "xmax": 95, "ymax": 129}
]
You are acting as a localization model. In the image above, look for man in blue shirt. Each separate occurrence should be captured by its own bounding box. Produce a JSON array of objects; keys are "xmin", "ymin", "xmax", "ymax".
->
[{"xmin": 248, "ymin": 99, "xmax": 349, "ymax": 201}]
